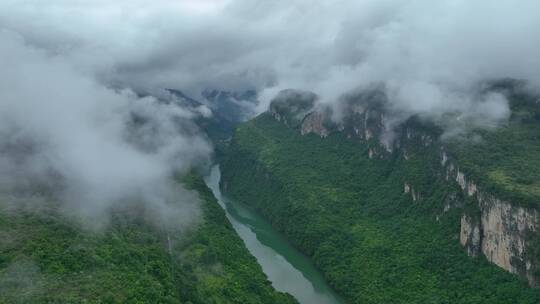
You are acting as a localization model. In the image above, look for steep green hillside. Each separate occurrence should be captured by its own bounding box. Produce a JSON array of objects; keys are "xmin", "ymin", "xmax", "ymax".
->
[
  {"xmin": 221, "ymin": 113, "xmax": 540, "ymax": 304},
  {"xmin": 448, "ymin": 121, "xmax": 540, "ymax": 209},
  {"xmin": 0, "ymin": 174, "xmax": 297, "ymax": 304},
  {"xmin": 445, "ymin": 83, "xmax": 540, "ymax": 209}
]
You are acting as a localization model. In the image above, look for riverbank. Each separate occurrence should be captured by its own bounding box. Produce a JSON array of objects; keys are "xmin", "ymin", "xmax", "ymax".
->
[{"xmin": 205, "ymin": 165, "xmax": 344, "ymax": 304}]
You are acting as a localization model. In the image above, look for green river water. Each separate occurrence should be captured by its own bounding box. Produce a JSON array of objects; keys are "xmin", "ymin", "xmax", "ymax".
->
[{"xmin": 205, "ymin": 165, "xmax": 344, "ymax": 304}]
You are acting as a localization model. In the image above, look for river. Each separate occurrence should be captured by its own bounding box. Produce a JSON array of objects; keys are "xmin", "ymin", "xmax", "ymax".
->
[{"xmin": 205, "ymin": 165, "xmax": 344, "ymax": 304}]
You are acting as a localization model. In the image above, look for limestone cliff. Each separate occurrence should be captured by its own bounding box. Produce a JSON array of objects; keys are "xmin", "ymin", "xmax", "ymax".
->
[
  {"xmin": 460, "ymin": 213, "xmax": 482, "ymax": 257},
  {"xmin": 478, "ymin": 196, "xmax": 538, "ymax": 286},
  {"xmin": 268, "ymin": 89, "xmax": 316, "ymax": 127},
  {"xmin": 300, "ymin": 112, "xmax": 329, "ymax": 137},
  {"xmin": 443, "ymin": 155, "xmax": 540, "ymax": 286},
  {"xmin": 268, "ymin": 95, "xmax": 540, "ymax": 286}
]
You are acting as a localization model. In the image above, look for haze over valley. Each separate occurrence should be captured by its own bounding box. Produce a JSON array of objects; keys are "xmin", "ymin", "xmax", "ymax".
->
[{"xmin": 1, "ymin": 1, "xmax": 540, "ymax": 303}]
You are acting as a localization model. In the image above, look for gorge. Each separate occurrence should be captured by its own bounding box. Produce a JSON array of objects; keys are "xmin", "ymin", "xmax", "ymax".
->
[
  {"xmin": 205, "ymin": 165, "xmax": 343, "ymax": 304},
  {"xmin": 218, "ymin": 87, "xmax": 540, "ymax": 303}
]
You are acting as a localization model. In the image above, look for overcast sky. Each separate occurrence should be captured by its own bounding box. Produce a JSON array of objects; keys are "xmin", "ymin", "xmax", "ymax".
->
[
  {"xmin": 0, "ymin": 0, "xmax": 539, "ymax": 225},
  {"xmin": 2, "ymin": 1, "xmax": 539, "ymax": 105}
]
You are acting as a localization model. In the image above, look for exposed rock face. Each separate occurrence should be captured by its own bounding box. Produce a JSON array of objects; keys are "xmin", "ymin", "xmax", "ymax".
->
[
  {"xmin": 477, "ymin": 193, "xmax": 539, "ymax": 286},
  {"xmin": 271, "ymin": 111, "xmax": 283, "ymax": 122},
  {"xmin": 441, "ymin": 150, "xmax": 449, "ymax": 166},
  {"xmin": 460, "ymin": 214, "xmax": 482, "ymax": 257},
  {"xmin": 456, "ymin": 170, "xmax": 466, "ymax": 190},
  {"xmin": 268, "ymin": 89, "xmax": 316, "ymax": 127},
  {"xmin": 300, "ymin": 112, "xmax": 329, "ymax": 137},
  {"xmin": 411, "ymin": 189, "xmax": 419, "ymax": 202},
  {"xmin": 403, "ymin": 149, "xmax": 410, "ymax": 160},
  {"xmin": 444, "ymin": 153, "xmax": 540, "ymax": 286},
  {"xmin": 356, "ymin": 110, "xmax": 540, "ymax": 285},
  {"xmin": 269, "ymin": 92, "xmax": 540, "ymax": 286},
  {"xmin": 404, "ymin": 183, "xmax": 411, "ymax": 193}
]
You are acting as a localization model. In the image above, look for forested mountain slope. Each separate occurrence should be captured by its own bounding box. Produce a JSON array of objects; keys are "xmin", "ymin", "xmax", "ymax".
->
[
  {"xmin": 221, "ymin": 103, "xmax": 540, "ymax": 304},
  {"xmin": 0, "ymin": 174, "xmax": 296, "ymax": 304}
]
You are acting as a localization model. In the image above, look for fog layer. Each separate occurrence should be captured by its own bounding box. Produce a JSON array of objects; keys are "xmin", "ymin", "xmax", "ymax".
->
[{"xmin": 1, "ymin": 0, "xmax": 539, "ymax": 224}]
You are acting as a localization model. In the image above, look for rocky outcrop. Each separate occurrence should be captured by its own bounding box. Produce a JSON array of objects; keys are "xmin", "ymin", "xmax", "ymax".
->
[
  {"xmin": 444, "ymin": 152, "xmax": 540, "ymax": 286},
  {"xmin": 404, "ymin": 183, "xmax": 411, "ymax": 194},
  {"xmin": 269, "ymin": 91, "xmax": 540, "ymax": 286},
  {"xmin": 358, "ymin": 113, "xmax": 540, "ymax": 285},
  {"xmin": 270, "ymin": 87, "xmax": 391, "ymax": 146},
  {"xmin": 477, "ymin": 193, "xmax": 538, "ymax": 285},
  {"xmin": 404, "ymin": 182, "xmax": 420, "ymax": 201},
  {"xmin": 460, "ymin": 214, "xmax": 482, "ymax": 257},
  {"xmin": 269, "ymin": 89, "xmax": 316, "ymax": 127},
  {"xmin": 300, "ymin": 112, "xmax": 329, "ymax": 137}
]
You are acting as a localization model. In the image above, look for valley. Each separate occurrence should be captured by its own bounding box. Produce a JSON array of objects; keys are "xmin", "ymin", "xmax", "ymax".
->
[
  {"xmin": 219, "ymin": 102, "xmax": 540, "ymax": 303},
  {"xmin": 2, "ymin": 2, "xmax": 540, "ymax": 303},
  {"xmin": 205, "ymin": 165, "xmax": 343, "ymax": 304},
  {"xmin": 0, "ymin": 174, "xmax": 297, "ymax": 304}
]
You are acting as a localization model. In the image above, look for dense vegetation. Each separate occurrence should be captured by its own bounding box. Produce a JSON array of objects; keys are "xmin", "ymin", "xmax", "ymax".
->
[
  {"xmin": 0, "ymin": 173, "xmax": 296, "ymax": 304},
  {"xmin": 447, "ymin": 121, "xmax": 540, "ymax": 209},
  {"xmin": 445, "ymin": 81, "xmax": 540, "ymax": 209},
  {"xmin": 221, "ymin": 113, "xmax": 540, "ymax": 304}
]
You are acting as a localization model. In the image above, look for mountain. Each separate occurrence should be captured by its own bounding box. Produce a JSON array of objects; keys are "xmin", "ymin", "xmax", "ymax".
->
[
  {"xmin": 0, "ymin": 173, "xmax": 297, "ymax": 304},
  {"xmin": 201, "ymin": 89, "xmax": 258, "ymax": 124},
  {"xmin": 168, "ymin": 89, "xmax": 258, "ymax": 141},
  {"xmin": 3, "ymin": 80, "xmax": 539, "ymax": 303},
  {"xmin": 220, "ymin": 83, "xmax": 540, "ymax": 303}
]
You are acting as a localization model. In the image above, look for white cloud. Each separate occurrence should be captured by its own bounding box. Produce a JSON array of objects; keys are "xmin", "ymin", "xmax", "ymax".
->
[
  {"xmin": 0, "ymin": 31, "xmax": 210, "ymax": 228},
  {"xmin": 0, "ymin": 0, "xmax": 539, "ymax": 222}
]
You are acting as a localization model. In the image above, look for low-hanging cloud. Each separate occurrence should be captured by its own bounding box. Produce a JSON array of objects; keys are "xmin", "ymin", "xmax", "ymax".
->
[
  {"xmin": 0, "ymin": 31, "xmax": 210, "ymax": 229},
  {"xmin": 3, "ymin": 0, "xmax": 539, "ymax": 120},
  {"xmin": 1, "ymin": 0, "xmax": 540, "ymax": 223}
]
